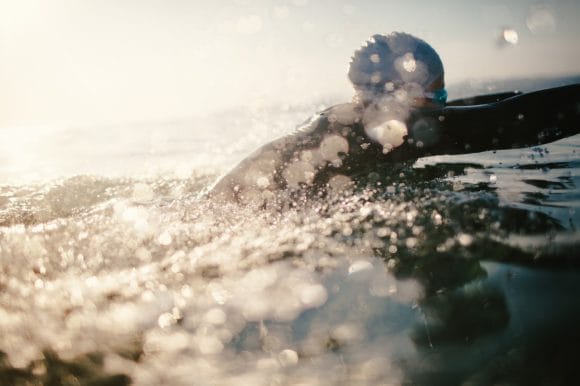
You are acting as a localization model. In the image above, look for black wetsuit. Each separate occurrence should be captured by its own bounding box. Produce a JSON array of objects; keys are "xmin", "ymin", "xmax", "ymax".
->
[
  {"xmin": 210, "ymin": 84, "xmax": 580, "ymax": 202},
  {"xmin": 411, "ymin": 84, "xmax": 580, "ymax": 156}
]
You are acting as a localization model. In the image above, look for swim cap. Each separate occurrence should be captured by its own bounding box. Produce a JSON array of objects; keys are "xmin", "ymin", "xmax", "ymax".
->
[{"xmin": 348, "ymin": 33, "xmax": 445, "ymax": 101}]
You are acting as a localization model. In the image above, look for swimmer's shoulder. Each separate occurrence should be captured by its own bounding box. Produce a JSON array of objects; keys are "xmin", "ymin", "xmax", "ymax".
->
[
  {"xmin": 294, "ymin": 102, "xmax": 362, "ymax": 132},
  {"xmin": 207, "ymin": 102, "xmax": 364, "ymax": 202},
  {"xmin": 273, "ymin": 102, "xmax": 365, "ymax": 152},
  {"xmin": 320, "ymin": 102, "xmax": 364, "ymax": 128}
]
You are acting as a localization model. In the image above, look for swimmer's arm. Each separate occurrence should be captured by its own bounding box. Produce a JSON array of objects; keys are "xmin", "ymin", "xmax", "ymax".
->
[
  {"xmin": 434, "ymin": 84, "xmax": 580, "ymax": 154},
  {"xmin": 446, "ymin": 91, "xmax": 522, "ymax": 107}
]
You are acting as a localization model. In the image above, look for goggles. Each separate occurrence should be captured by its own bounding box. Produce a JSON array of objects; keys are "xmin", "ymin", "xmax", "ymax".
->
[
  {"xmin": 423, "ymin": 88, "xmax": 447, "ymax": 106},
  {"xmin": 356, "ymin": 83, "xmax": 448, "ymax": 106}
]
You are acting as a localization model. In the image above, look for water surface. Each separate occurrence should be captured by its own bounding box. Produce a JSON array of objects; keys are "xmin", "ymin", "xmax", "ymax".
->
[{"xmin": 1, "ymin": 79, "xmax": 579, "ymax": 385}]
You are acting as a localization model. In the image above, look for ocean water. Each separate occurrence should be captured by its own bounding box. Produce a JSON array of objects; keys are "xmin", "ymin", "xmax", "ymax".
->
[{"xmin": 1, "ymin": 78, "xmax": 580, "ymax": 385}]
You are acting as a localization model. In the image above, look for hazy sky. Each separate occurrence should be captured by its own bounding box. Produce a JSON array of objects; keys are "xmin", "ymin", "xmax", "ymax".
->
[{"xmin": 1, "ymin": 0, "xmax": 579, "ymax": 128}]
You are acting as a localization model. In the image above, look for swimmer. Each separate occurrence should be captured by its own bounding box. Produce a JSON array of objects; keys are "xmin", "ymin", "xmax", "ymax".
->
[{"xmin": 209, "ymin": 32, "xmax": 580, "ymax": 205}]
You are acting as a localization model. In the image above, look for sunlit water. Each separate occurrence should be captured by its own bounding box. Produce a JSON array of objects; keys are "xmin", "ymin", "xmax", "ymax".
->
[{"xmin": 1, "ymin": 79, "xmax": 580, "ymax": 385}]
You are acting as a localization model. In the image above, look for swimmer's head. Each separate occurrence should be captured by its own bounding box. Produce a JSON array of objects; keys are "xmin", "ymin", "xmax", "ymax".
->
[{"xmin": 348, "ymin": 33, "xmax": 445, "ymax": 107}]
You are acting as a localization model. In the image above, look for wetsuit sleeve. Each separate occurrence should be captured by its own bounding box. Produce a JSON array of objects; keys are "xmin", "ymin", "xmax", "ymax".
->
[
  {"xmin": 432, "ymin": 84, "xmax": 580, "ymax": 154},
  {"xmin": 446, "ymin": 91, "xmax": 522, "ymax": 107}
]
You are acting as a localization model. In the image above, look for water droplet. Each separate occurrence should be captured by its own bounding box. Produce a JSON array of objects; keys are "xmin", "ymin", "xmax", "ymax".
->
[
  {"xmin": 502, "ymin": 28, "xmax": 519, "ymax": 45},
  {"xmin": 526, "ymin": 5, "xmax": 556, "ymax": 34},
  {"xmin": 331, "ymin": 323, "xmax": 362, "ymax": 344},
  {"xmin": 328, "ymin": 175, "xmax": 353, "ymax": 191},
  {"xmin": 283, "ymin": 161, "xmax": 316, "ymax": 188},
  {"xmin": 432, "ymin": 211, "xmax": 443, "ymax": 225},
  {"xmin": 256, "ymin": 176, "xmax": 270, "ymax": 189},
  {"xmin": 203, "ymin": 308, "xmax": 227, "ymax": 325},
  {"xmin": 157, "ymin": 232, "xmax": 172, "ymax": 246},
  {"xmin": 370, "ymin": 71, "xmax": 382, "ymax": 84},
  {"xmin": 405, "ymin": 237, "xmax": 417, "ymax": 248},
  {"xmin": 320, "ymin": 135, "xmax": 349, "ymax": 162},
  {"xmin": 196, "ymin": 336, "xmax": 224, "ymax": 355},
  {"xmin": 402, "ymin": 53, "xmax": 417, "ymax": 72},
  {"xmin": 348, "ymin": 260, "xmax": 373, "ymax": 275},
  {"xmin": 278, "ymin": 349, "xmax": 299, "ymax": 367},
  {"xmin": 157, "ymin": 312, "xmax": 175, "ymax": 329},
  {"xmin": 299, "ymin": 284, "xmax": 327, "ymax": 308},
  {"xmin": 365, "ymin": 120, "xmax": 408, "ymax": 154},
  {"xmin": 457, "ymin": 233, "xmax": 473, "ymax": 247},
  {"xmin": 135, "ymin": 247, "xmax": 152, "ymax": 262},
  {"xmin": 376, "ymin": 227, "xmax": 390, "ymax": 237}
]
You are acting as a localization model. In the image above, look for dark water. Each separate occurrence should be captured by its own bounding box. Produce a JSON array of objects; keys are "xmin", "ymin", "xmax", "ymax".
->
[{"xmin": 1, "ymin": 80, "xmax": 579, "ymax": 385}]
